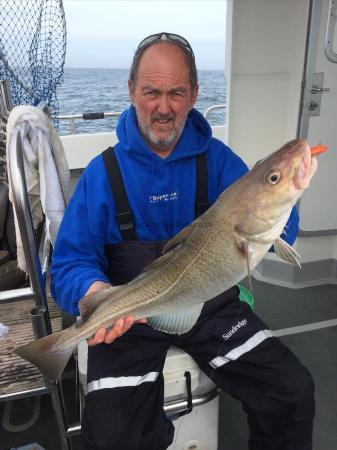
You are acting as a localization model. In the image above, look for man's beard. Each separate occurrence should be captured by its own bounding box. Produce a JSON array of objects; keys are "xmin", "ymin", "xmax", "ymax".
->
[{"xmin": 136, "ymin": 110, "xmax": 188, "ymax": 151}]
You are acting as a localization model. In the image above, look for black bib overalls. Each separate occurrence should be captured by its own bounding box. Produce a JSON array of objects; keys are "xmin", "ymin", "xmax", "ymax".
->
[{"xmin": 82, "ymin": 147, "xmax": 315, "ymax": 450}]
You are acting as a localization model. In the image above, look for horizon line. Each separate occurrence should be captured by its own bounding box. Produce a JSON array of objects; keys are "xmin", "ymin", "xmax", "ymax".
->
[{"xmin": 64, "ymin": 65, "xmax": 225, "ymax": 72}]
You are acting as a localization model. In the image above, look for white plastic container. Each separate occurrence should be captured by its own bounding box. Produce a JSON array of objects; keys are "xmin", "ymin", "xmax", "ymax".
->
[
  {"xmin": 163, "ymin": 346, "xmax": 216, "ymax": 400},
  {"xmin": 167, "ymin": 397, "xmax": 219, "ymax": 450}
]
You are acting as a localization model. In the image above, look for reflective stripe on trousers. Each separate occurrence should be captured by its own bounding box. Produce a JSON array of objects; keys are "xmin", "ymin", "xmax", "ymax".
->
[
  {"xmin": 209, "ymin": 329, "xmax": 274, "ymax": 369},
  {"xmin": 87, "ymin": 371, "xmax": 159, "ymax": 394}
]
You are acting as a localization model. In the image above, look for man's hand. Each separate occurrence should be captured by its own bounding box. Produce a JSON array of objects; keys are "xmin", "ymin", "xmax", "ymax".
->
[
  {"xmin": 87, "ymin": 317, "xmax": 147, "ymax": 346},
  {"xmin": 85, "ymin": 280, "xmax": 111, "ymax": 295},
  {"xmin": 84, "ymin": 281, "xmax": 147, "ymax": 346}
]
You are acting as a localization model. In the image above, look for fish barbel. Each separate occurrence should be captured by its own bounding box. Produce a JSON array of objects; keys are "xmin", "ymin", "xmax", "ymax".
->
[{"xmin": 14, "ymin": 139, "xmax": 322, "ymax": 381}]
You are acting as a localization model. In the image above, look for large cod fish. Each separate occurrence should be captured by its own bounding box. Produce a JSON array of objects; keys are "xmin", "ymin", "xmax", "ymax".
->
[{"xmin": 14, "ymin": 139, "xmax": 323, "ymax": 382}]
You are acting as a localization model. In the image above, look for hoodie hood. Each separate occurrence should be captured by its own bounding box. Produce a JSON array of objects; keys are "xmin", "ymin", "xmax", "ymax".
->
[{"xmin": 116, "ymin": 105, "xmax": 212, "ymax": 165}]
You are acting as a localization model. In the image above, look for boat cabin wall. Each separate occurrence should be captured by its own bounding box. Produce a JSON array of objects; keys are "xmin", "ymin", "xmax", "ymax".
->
[
  {"xmin": 227, "ymin": 0, "xmax": 337, "ymax": 287},
  {"xmin": 227, "ymin": 0, "xmax": 309, "ymax": 166}
]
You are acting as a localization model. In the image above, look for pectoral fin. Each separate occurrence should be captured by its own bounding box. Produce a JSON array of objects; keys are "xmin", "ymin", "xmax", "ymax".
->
[
  {"xmin": 274, "ymin": 238, "xmax": 301, "ymax": 268},
  {"xmin": 148, "ymin": 303, "xmax": 204, "ymax": 334},
  {"xmin": 236, "ymin": 236, "xmax": 254, "ymax": 292}
]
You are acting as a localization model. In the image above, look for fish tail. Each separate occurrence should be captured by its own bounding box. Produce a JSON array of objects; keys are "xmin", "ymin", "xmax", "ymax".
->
[{"xmin": 14, "ymin": 332, "xmax": 75, "ymax": 382}]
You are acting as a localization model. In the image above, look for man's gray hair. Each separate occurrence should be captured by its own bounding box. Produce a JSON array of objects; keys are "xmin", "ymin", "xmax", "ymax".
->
[{"xmin": 129, "ymin": 40, "xmax": 198, "ymax": 92}]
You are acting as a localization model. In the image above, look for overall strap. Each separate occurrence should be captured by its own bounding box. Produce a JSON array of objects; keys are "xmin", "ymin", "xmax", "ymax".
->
[
  {"xmin": 102, "ymin": 147, "xmax": 138, "ymax": 241},
  {"xmin": 195, "ymin": 152, "xmax": 209, "ymax": 217}
]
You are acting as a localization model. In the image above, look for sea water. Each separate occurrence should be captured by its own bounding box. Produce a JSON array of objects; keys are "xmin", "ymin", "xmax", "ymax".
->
[{"xmin": 57, "ymin": 67, "xmax": 226, "ymax": 136}]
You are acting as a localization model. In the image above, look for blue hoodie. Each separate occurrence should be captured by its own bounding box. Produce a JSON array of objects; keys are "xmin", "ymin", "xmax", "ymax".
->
[{"xmin": 51, "ymin": 106, "xmax": 299, "ymax": 315}]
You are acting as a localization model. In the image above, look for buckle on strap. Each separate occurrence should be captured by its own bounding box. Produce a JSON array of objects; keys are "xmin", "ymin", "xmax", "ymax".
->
[{"xmin": 116, "ymin": 211, "xmax": 135, "ymax": 231}]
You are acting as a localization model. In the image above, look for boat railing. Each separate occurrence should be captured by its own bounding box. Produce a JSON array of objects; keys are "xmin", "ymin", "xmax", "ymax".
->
[
  {"xmin": 56, "ymin": 111, "xmax": 122, "ymax": 134},
  {"xmin": 203, "ymin": 103, "xmax": 226, "ymax": 119},
  {"xmin": 1, "ymin": 124, "xmax": 71, "ymax": 449},
  {"xmin": 55, "ymin": 104, "xmax": 226, "ymax": 134},
  {"xmin": 2, "ymin": 128, "xmax": 51, "ymax": 323}
]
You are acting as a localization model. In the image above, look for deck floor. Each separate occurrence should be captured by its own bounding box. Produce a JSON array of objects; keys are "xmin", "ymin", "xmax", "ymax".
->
[
  {"xmin": 0, "ymin": 298, "xmax": 62, "ymax": 397},
  {"xmin": 0, "ymin": 280, "xmax": 336, "ymax": 449},
  {"xmin": 219, "ymin": 279, "xmax": 337, "ymax": 450}
]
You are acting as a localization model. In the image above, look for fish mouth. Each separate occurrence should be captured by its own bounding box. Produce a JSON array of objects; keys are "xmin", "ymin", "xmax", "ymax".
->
[{"xmin": 293, "ymin": 142, "xmax": 318, "ymax": 190}]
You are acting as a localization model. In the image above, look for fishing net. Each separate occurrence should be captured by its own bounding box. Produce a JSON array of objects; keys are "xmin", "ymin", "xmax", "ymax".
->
[
  {"xmin": 0, "ymin": 0, "xmax": 66, "ymax": 184},
  {"xmin": 0, "ymin": 0, "xmax": 66, "ymax": 272},
  {"xmin": 0, "ymin": 116, "xmax": 6, "ymax": 184},
  {"xmin": 0, "ymin": 0, "xmax": 66, "ymax": 122}
]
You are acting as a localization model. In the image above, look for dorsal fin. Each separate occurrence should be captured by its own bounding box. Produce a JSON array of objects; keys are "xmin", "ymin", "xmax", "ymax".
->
[
  {"xmin": 77, "ymin": 286, "xmax": 121, "ymax": 325},
  {"xmin": 162, "ymin": 225, "xmax": 194, "ymax": 254}
]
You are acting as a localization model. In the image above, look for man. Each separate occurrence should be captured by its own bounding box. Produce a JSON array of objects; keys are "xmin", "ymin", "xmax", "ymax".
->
[{"xmin": 51, "ymin": 33, "xmax": 314, "ymax": 450}]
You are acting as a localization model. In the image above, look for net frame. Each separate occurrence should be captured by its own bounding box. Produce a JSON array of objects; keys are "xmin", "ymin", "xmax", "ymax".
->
[{"xmin": 0, "ymin": 0, "xmax": 66, "ymax": 124}]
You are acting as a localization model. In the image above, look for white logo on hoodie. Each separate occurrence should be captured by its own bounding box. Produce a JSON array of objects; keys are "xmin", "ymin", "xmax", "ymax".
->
[{"xmin": 149, "ymin": 191, "xmax": 179, "ymax": 203}]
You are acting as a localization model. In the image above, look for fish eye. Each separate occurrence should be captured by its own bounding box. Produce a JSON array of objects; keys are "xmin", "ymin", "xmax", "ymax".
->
[{"xmin": 265, "ymin": 170, "xmax": 281, "ymax": 185}]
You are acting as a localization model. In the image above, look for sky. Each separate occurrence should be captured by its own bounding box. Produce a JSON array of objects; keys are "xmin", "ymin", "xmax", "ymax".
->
[{"xmin": 63, "ymin": 0, "xmax": 227, "ymax": 70}]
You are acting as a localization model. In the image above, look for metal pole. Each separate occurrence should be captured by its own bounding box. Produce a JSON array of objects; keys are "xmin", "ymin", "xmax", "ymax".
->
[
  {"xmin": 30, "ymin": 306, "xmax": 48, "ymax": 339},
  {"xmin": 0, "ymin": 387, "xmax": 49, "ymax": 402},
  {"xmin": 30, "ymin": 306, "xmax": 71, "ymax": 449},
  {"xmin": 203, "ymin": 104, "xmax": 226, "ymax": 119},
  {"xmin": 0, "ymin": 286, "xmax": 34, "ymax": 303},
  {"xmin": 7, "ymin": 128, "xmax": 52, "ymax": 334},
  {"xmin": 5, "ymin": 102, "xmax": 72, "ymax": 449},
  {"xmin": 70, "ymin": 118, "xmax": 75, "ymax": 135},
  {"xmin": 0, "ymin": 79, "xmax": 13, "ymax": 114},
  {"xmin": 50, "ymin": 382, "xmax": 73, "ymax": 450}
]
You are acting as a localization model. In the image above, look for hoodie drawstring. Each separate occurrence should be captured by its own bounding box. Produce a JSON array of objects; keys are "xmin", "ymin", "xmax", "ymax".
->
[
  {"xmin": 166, "ymin": 162, "xmax": 174, "ymax": 237},
  {"xmin": 144, "ymin": 154, "xmax": 157, "ymax": 239}
]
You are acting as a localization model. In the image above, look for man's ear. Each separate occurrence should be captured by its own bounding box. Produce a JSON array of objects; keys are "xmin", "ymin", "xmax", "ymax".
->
[
  {"xmin": 128, "ymin": 80, "xmax": 134, "ymax": 103},
  {"xmin": 191, "ymin": 84, "xmax": 199, "ymax": 107}
]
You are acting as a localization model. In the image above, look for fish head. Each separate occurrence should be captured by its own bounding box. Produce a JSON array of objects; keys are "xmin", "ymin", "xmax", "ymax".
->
[
  {"xmin": 233, "ymin": 139, "xmax": 318, "ymax": 241},
  {"xmin": 253, "ymin": 138, "xmax": 317, "ymax": 201}
]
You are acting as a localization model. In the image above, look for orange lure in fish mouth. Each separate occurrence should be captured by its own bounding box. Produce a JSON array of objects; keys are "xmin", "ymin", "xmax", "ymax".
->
[{"xmin": 310, "ymin": 144, "xmax": 328, "ymax": 156}]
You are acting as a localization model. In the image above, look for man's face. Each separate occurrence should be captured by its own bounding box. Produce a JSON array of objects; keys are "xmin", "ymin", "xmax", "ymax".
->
[{"xmin": 129, "ymin": 42, "xmax": 198, "ymax": 156}]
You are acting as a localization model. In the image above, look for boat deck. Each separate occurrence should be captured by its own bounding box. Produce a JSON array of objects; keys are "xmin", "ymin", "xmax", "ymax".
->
[
  {"xmin": 0, "ymin": 297, "xmax": 62, "ymax": 398},
  {"xmin": 219, "ymin": 279, "xmax": 337, "ymax": 450},
  {"xmin": 0, "ymin": 280, "xmax": 336, "ymax": 449}
]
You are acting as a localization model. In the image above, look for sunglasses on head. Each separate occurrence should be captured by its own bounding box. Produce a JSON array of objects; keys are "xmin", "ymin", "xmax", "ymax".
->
[{"xmin": 137, "ymin": 32, "xmax": 195, "ymax": 59}]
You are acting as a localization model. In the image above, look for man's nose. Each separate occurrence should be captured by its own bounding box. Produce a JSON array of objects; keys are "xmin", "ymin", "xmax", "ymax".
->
[{"xmin": 157, "ymin": 95, "xmax": 171, "ymax": 115}]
